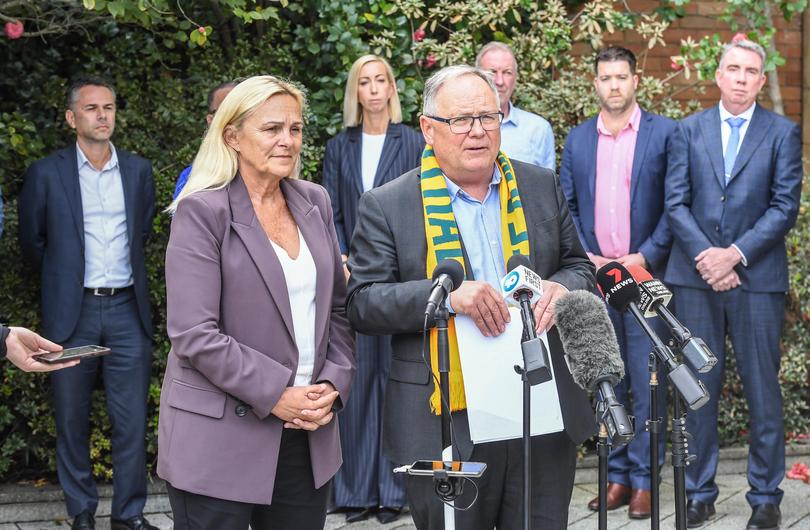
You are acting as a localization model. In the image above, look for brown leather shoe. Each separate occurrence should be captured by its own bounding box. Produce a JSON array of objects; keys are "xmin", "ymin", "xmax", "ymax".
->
[
  {"xmin": 629, "ymin": 489, "xmax": 652, "ymax": 519},
  {"xmin": 587, "ymin": 482, "xmax": 632, "ymax": 511}
]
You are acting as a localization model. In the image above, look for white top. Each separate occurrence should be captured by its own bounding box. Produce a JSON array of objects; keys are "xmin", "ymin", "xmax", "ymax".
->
[
  {"xmin": 719, "ymin": 101, "xmax": 756, "ymax": 159},
  {"xmin": 361, "ymin": 132, "xmax": 386, "ymax": 192},
  {"xmin": 269, "ymin": 228, "xmax": 317, "ymax": 387}
]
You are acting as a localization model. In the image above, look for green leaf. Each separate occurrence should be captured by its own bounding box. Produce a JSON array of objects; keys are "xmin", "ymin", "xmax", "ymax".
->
[
  {"xmin": 307, "ymin": 42, "xmax": 321, "ymax": 54},
  {"xmin": 83, "ymin": 0, "xmax": 96, "ymax": 9},
  {"xmin": 107, "ymin": 0, "xmax": 126, "ymax": 18}
]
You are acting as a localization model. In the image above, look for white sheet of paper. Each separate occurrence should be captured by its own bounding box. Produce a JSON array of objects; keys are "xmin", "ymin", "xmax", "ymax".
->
[{"xmin": 455, "ymin": 307, "xmax": 564, "ymax": 444}]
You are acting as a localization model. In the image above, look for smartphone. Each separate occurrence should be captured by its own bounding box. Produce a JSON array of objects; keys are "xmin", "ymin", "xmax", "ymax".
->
[
  {"xmin": 403, "ymin": 460, "xmax": 487, "ymax": 478},
  {"xmin": 34, "ymin": 345, "xmax": 111, "ymax": 364}
]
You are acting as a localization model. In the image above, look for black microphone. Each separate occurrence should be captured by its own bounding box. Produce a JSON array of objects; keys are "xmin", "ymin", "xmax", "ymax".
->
[
  {"xmin": 500, "ymin": 254, "xmax": 551, "ymax": 386},
  {"xmin": 554, "ymin": 290, "xmax": 634, "ymax": 445},
  {"xmin": 425, "ymin": 259, "xmax": 465, "ymax": 321},
  {"xmin": 626, "ymin": 265, "xmax": 718, "ymax": 374},
  {"xmin": 595, "ymin": 261, "xmax": 710, "ymax": 411}
]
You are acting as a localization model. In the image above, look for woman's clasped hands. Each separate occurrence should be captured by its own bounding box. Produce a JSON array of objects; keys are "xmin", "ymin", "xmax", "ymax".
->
[{"xmin": 271, "ymin": 382, "xmax": 340, "ymax": 431}]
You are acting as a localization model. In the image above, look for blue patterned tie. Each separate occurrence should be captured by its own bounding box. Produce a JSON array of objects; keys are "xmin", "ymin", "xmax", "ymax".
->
[{"xmin": 723, "ymin": 117, "xmax": 746, "ymax": 184}]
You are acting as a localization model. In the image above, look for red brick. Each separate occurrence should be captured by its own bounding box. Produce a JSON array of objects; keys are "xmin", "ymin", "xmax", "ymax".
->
[
  {"xmin": 696, "ymin": 2, "xmax": 725, "ymax": 16},
  {"xmin": 679, "ymin": 16, "xmax": 724, "ymax": 30}
]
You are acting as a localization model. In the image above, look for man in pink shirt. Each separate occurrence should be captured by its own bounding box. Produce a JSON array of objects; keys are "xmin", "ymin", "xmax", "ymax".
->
[{"xmin": 559, "ymin": 46, "xmax": 677, "ymax": 519}]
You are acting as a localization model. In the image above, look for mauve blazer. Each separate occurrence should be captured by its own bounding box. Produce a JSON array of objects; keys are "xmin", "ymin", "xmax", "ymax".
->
[{"xmin": 157, "ymin": 175, "xmax": 355, "ymax": 505}]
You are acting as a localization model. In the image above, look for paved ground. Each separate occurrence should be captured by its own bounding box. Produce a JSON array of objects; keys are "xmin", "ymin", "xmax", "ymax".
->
[{"xmin": 1, "ymin": 446, "xmax": 808, "ymax": 529}]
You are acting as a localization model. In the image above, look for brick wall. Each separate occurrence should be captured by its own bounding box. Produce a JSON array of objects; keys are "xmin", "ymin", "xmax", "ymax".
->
[{"xmin": 574, "ymin": 0, "xmax": 804, "ymax": 125}]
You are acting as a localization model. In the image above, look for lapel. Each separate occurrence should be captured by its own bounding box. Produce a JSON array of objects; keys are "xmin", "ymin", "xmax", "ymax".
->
[
  {"xmin": 629, "ymin": 110, "xmax": 653, "ymax": 205},
  {"xmin": 729, "ymin": 104, "xmax": 772, "ymax": 183},
  {"xmin": 346, "ymin": 126, "xmax": 363, "ymax": 196},
  {"xmin": 228, "ymin": 175, "xmax": 296, "ymax": 342},
  {"xmin": 57, "ymin": 144, "xmax": 85, "ymax": 247},
  {"xmin": 372, "ymin": 122, "xmax": 401, "ymax": 188},
  {"xmin": 699, "ymin": 106, "xmax": 726, "ymax": 188},
  {"xmin": 117, "ymin": 149, "xmax": 138, "ymax": 247},
  {"xmin": 283, "ymin": 179, "xmax": 331, "ymax": 350},
  {"xmin": 584, "ymin": 119, "xmax": 598, "ymax": 200}
]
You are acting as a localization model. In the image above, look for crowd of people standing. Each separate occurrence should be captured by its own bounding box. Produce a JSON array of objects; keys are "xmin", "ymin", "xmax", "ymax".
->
[{"xmin": 2, "ymin": 35, "xmax": 802, "ymax": 530}]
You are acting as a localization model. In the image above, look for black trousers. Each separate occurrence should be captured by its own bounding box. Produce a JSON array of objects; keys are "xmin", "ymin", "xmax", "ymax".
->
[
  {"xmin": 404, "ymin": 431, "xmax": 577, "ymax": 530},
  {"xmin": 167, "ymin": 430, "xmax": 329, "ymax": 530}
]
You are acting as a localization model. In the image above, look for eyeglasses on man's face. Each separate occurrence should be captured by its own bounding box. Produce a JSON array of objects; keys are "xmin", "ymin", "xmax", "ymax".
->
[{"xmin": 426, "ymin": 111, "xmax": 504, "ymax": 134}]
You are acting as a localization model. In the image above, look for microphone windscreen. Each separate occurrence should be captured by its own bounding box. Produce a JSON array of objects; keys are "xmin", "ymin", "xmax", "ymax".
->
[
  {"xmin": 506, "ymin": 253, "xmax": 532, "ymax": 273},
  {"xmin": 554, "ymin": 290, "xmax": 624, "ymax": 391},
  {"xmin": 595, "ymin": 261, "xmax": 640, "ymax": 312},
  {"xmin": 432, "ymin": 259, "xmax": 465, "ymax": 291},
  {"xmin": 626, "ymin": 264, "xmax": 654, "ymax": 283}
]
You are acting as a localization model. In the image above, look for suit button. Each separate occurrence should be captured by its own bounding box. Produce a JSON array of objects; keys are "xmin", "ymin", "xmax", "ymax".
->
[
  {"xmin": 235, "ymin": 404, "xmax": 249, "ymax": 417},
  {"xmin": 720, "ymin": 195, "xmax": 725, "ymax": 202},
  {"xmin": 715, "ymin": 226, "xmax": 720, "ymax": 232}
]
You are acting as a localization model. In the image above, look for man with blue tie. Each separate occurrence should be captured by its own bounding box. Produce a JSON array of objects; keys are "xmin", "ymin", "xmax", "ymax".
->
[
  {"xmin": 560, "ymin": 46, "xmax": 675, "ymax": 520},
  {"xmin": 665, "ymin": 39, "xmax": 802, "ymax": 529},
  {"xmin": 18, "ymin": 77, "xmax": 157, "ymax": 530}
]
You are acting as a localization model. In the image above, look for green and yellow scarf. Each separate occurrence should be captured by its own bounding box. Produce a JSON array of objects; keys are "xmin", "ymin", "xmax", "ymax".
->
[{"xmin": 420, "ymin": 145, "xmax": 531, "ymax": 414}]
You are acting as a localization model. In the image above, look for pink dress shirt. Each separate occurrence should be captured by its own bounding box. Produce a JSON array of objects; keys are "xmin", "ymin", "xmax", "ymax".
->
[{"xmin": 594, "ymin": 104, "xmax": 640, "ymax": 259}]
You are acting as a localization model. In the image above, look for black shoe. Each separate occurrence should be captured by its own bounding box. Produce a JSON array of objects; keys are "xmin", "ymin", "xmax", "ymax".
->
[
  {"xmin": 110, "ymin": 515, "xmax": 159, "ymax": 530},
  {"xmin": 345, "ymin": 508, "xmax": 372, "ymax": 523},
  {"xmin": 686, "ymin": 500, "xmax": 716, "ymax": 528},
  {"xmin": 71, "ymin": 512, "xmax": 95, "ymax": 530},
  {"xmin": 376, "ymin": 506, "xmax": 402, "ymax": 524},
  {"xmin": 747, "ymin": 503, "xmax": 781, "ymax": 530}
]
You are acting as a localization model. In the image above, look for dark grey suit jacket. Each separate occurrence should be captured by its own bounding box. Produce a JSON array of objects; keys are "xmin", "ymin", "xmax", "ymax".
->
[
  {"xmin": 346, "ymin": 160, "xmax": 596, "ymax": 464},
  {"xmin": 665, "ymin": 104, "xmax": 802, "ymax": 292},
  {"xmin": 157, "ymin": 176, "xmax": 355, "ymax": 504}
]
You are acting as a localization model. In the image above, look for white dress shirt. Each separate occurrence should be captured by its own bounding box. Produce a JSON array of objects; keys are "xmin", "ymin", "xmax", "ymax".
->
[
  {"xmin": 76, "ymin": 143, "xmax": 133, "ymax": 288},
  {"xmin": 361, "ymin": 132, "xmax": 386, "ymax": 192}
]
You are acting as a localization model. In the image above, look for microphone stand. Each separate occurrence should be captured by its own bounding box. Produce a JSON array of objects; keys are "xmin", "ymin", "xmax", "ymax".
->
[
  {"xmin": 435, "ymin": 304, "xmax": 460, "ymax": 530},
  {"xmin": 514, "ymin": 351, "xmax": 533, "ymax": 530},
  {"xmin": 595, "ymin": 401, "xmax": 610, "ymax": 530},
  {"xmin": 668, "ymin": 339, "xmax": 695, "ymax": 530},
  {"xmin": 647, "ymin": 352, "xmax": 662, "ymax": 530}
]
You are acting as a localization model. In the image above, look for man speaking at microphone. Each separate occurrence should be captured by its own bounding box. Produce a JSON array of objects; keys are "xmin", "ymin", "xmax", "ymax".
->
[{"xmin": 346, "ymin": 64, "xmax": 595, "ymax": 529}]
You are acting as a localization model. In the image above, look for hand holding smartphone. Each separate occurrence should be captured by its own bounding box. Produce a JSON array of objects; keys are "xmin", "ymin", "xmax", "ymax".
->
[{"xmin": 34, "ymin": 345, "xmax": 111, "ymax": 364}]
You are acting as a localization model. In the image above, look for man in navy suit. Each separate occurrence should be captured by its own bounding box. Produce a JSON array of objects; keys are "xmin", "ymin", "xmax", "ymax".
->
[
  {"xmin": 665, "ymin": 39, "xmax": 802, "ymax": 529},
  {"xmin": 560, "ymin": 46, "xmax": 675, "ymax": 519},
  {"xmin": 18, "ymin": 77, "xmax": 157, "ymax": 530}
]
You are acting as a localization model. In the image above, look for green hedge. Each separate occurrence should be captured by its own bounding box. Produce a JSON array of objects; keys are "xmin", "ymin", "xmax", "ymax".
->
[{"xmin": 0, "ymin": 1, "xmax": 807, "ymax": 480}]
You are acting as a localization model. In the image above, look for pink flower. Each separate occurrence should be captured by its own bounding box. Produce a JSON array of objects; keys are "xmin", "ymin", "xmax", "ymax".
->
[
  {"xmin": 4, "ymin": 20, "xmax": 24, "ymax": 40},
  {"xmin": 732, "ymin": 32, "xmax": 747, "ymax": 43},
  {"xmin": 670, "ymin": 59, "xmax": 683, "ymax": 71},
  {"xmin": 425, "ymin": 54, "xmax": 436, "ymax": 68},
  {"xmin": 198, "ymin": 26, "xmax": 206, "ymax": 35},
  {"xmin": 413, "ymin": 28, "xmax": 426, "ymax": 42}
]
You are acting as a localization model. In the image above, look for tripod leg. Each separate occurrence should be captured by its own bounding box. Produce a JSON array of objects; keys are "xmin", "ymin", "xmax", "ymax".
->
[{"xmin": 648, "ymin": 353, "xmax": 661, "ymax": 530}]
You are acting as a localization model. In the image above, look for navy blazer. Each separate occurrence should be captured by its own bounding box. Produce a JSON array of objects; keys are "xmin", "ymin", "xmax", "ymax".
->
[
  {"xmin": 18, "ymin": 144, "xmax": 156, "ymax": 342},
  {"xmin": 559, "ymin": 109, "xmax": 676, "ymax": 275},
  {"xmin": 664, "ymin": 104, "xmax": 802, "ymax": 292},
  {"xmin": 322, "ymin": 122, "xmax": 425, "ymax": 254}
]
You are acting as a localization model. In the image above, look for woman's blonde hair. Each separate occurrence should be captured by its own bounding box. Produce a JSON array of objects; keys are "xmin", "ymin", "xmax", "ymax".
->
[
  {"xmin": 342, "ymin": 54, "xmax": 402, "ymax": 128},
  {"xmin": 167, "ymin": 75, "xmax": 306, "ymax": 213}
]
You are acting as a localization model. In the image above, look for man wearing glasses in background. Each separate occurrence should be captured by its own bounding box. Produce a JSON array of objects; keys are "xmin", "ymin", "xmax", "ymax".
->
[{"xmin": 346, "ymin": 65, "xmax": 595, "ymax": 529}]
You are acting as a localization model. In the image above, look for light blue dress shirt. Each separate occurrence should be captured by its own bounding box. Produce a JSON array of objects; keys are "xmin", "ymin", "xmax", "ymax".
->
[
  {"xmin": 500, "ymin": 102, "xmax": 556, "ymax": 171},
  {"xmin": 444, "ymin": 167, "xmax": 506, "ymax": 313},
  {"xmin": 76, "ymin": 143, "xmax": 133, "ymax": 288}
]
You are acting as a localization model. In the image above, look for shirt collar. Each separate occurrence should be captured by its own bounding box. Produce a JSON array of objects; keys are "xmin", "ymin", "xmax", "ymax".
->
[
  {"xmin": 719, "ymin": 101, "xmax": 756, "ymax": 122},
  {"xmin": 444, "ymin": 165, "xmax": 502, "ymax": 202},
  {"xmin": 76, "ymin": 142, "xmax": 119, "ymax": 172},
  {"xmin": 596, "ymin": 103, "xmax": 641, "ymax": 136},
  {"xmin": 503, "ymin": 102, "xmax": 519, "ymax": 126}
]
